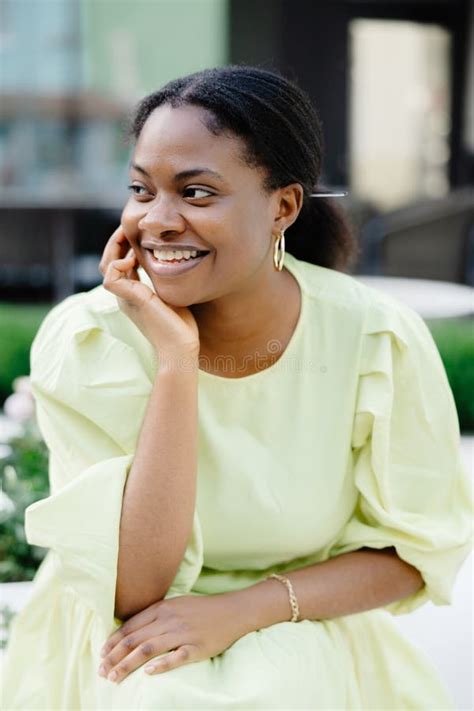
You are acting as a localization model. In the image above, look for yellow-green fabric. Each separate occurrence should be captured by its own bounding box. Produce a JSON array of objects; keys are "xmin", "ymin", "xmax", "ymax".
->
[{"xmin": 2, "ymin": 252, "xmax": 472, "ymax": 709}]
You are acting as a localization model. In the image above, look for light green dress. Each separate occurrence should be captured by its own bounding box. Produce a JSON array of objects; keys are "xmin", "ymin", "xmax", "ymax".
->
[{"xmin": 2, "ymin": 252, "xmax": 472, "ymax": 710}]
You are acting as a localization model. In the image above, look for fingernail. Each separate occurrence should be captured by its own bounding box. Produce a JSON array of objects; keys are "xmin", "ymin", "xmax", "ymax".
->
[
  {"xmin": 98, "ymin": 665, "xmax": 107, "ymax": 677},
  {"xmin": 108, "ymin": 670, "xmax": 118, "ymax": 682},
  {"xmin": 144, "ymin": 665, "xmax": 155, "ymax": 674}
]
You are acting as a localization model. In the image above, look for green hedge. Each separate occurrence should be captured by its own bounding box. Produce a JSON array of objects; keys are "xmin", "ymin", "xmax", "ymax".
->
[
  {"xmin": 0, "ymin": 303, "xmax": 50, "ymax": 406},
  {"xmin": 425, "ymin": 317, "xmax": 474, "ymax": 432},
  {"xmin": 0, "ymin": 303, "xmax": 473, "ymax": 431},
  {"xmin": 0, "ymin": 421, "xmax": 49, "ymax": 582}
]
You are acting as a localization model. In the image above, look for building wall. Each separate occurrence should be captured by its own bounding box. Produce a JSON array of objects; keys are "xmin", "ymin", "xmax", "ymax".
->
[
  {"xmin": 0, "ymin": 0, "xmax": 229, "ymax": 196},
  {"xmin": 81, "ymin": 0, "xmax": 229, "ymax": 99}
]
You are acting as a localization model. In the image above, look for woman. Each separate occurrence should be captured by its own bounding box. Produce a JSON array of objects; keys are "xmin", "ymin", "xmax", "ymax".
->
[{"xmin": 2, "ymin": 65, "xmax": 472, "ymax": 709}]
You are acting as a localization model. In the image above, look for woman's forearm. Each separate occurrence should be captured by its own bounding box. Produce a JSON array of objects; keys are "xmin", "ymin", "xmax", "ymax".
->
[
  {"xmin": 115, "ymin": 357, "xmax": 199, "ymax": 620},
  {"xmin": 233, "ymin": 548, "xmax": 424, "ymax": 633}
]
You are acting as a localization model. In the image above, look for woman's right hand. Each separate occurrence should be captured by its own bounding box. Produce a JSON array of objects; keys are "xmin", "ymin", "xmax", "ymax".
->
[{"xmin": 100, "ymin": 226, "xmax": 200, "ymax": 366}]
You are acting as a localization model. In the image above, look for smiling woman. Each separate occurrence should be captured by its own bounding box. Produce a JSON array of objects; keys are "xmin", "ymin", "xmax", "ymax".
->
[
  {"xmin": 121, "ymin": 100, "xmax": 306, "ymax": 316},
  {"xmin": 1, "ymin": 65, "xmax": 472, "ymax": 710}
]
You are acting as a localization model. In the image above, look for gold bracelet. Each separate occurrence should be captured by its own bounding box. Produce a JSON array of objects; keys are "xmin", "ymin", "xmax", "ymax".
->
[{"xmin": 267, "ymin": 573, "xmax": 300, "ymax": 622}]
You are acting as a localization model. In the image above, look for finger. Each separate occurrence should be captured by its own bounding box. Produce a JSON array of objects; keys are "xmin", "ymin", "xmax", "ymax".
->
[
  {"xmin": 102, "ymin": 255, "xmax": 143, "ymax": 301},
  {"xmin": 100, "ymin": 604, "xmax": 159, "ymax": 658},
  {"xmin": 99, "ymin": 225, "xmax": 131, "ymax": 276},
  {"xmin": 144, "ymin": 645, "xmax": 196, "ymax": 675},
  {"xmin": 124, "ymin": 248, "xmax": 140, "ymax": 282},
  {"xmin": 102, "ymin": 224, "xmax": 128, "ymax": 256},
  {"xmin": 100, "ymin": 634, "xmax": 180, "ymax": 684},
  {"xmin": 99, "ymin": 629, "xmax": 160, "ymax": 679},
  {"xmin": 104, "ymin": 253, "xmax": 136, "ymax": 282}
]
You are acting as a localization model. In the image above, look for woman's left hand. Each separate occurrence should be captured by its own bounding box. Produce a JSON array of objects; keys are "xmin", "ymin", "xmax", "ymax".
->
[{"xmin": 98, "ymin": 592, "xmax": 248, "ymax": 683}]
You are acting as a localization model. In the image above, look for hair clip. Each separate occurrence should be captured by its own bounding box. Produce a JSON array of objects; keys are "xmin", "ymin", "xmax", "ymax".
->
[{"xmin": 311, "ymin": 191, "xmax": 349, "ymax": 198}]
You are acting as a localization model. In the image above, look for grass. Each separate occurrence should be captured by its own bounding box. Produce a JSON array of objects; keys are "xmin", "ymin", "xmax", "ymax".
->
[{"xmin": 0, "ymin": 303, "xmax": 51, "ymax": 404}]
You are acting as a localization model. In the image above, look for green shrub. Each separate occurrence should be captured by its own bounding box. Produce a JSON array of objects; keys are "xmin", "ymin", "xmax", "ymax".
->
[
  {"xmin": 0, "ymin": 416, "xmax": 50, "ymax": 647},
  {"xmin": 0, "ymin": 419, "xmax": 49, "ymax": 582},
  {"xmin": 0, "ymin": 303, "xmax": 50, "ymax": 406},
  {"xmin": 426, "ymin": 317, "xmax": 474, "ymax": 433}
]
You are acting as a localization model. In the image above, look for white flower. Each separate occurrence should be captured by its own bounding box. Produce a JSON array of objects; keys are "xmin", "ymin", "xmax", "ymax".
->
[
  {"xmin": 3, "ymin": 393, "xmax": 35, "ymax": 423},
  {"xmin": 12, "ymin": 376, "xmax": 32, "ymax": 395},
  {"xmin": 3, "ymin": 464, "xmax": 17, "ymax": 486},
  {"xmin": 0, "ymin": 415, "xmax": 24, "ymax": 443},
  {"xmin": 0, "ymin": 444, "xmax": 12, "ymax": 459},
  {"xmin": 0, "ymin": 488, "xmax": 15, "ymax": 522}
]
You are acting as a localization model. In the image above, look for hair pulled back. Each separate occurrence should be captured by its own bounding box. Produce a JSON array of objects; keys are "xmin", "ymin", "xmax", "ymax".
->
[{"xmin": 127, "ymin": 65, "xmax": 357, "ymax": 271}]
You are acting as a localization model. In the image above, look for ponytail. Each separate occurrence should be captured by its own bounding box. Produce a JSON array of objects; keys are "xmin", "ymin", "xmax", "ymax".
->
[{"xmin": 286, "ymin": 195, "xmax": 359, "ymax": 272}]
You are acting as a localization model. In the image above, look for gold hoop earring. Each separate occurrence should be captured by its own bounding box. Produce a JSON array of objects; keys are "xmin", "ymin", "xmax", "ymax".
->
[{"xmin": 273, "ymin": 229, "xmax": 285, "ymax": 271}]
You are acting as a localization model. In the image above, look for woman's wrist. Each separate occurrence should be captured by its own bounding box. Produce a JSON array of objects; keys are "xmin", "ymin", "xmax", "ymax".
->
[
  {"xmin": 154, "ymin": 347, "xmax": 200, "ymax": 375},
  {"xmin": 225, "ymin": 579, "xmax": 295, "ymax": 636}
]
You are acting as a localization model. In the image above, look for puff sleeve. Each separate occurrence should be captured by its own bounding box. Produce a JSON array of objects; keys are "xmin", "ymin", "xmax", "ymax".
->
[
  {"xmin": 330, "ymin": 295, "xmax": 473, "ymax": 615},
  {"xmin": 24, "ymin": 294, "xmax": 203, "ymax": 631}
]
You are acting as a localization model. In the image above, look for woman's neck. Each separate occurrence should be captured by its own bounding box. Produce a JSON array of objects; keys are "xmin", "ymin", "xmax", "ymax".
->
[{"xmin": 189, "ymin": 264, "xmax": 301, "ymax": 375}]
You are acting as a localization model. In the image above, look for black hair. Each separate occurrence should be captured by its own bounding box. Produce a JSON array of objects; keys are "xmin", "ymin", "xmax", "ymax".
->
[{"xmin": 126, "ymin": 65, "xmax": 358, "ymax": 271}]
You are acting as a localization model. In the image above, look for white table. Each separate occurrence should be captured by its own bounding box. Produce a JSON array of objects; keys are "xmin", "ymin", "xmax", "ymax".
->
[{"xmin": 356, "ymin": 275, "xmax": 474, "ymax": 319}]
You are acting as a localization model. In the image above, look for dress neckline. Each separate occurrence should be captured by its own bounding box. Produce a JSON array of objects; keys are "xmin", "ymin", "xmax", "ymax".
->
[
  {"xmin": 198, "ymin": 252, "xmax": 306, "ymax": 384},
  {"xmin": 137, "ymin": 252, "xmax": 306, "ymax": 384}
]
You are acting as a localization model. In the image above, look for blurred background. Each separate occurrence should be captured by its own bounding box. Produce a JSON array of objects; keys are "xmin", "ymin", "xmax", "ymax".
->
[{"xmin": 0, "ymin": 1, "xmax": 473, "ymax": 707}]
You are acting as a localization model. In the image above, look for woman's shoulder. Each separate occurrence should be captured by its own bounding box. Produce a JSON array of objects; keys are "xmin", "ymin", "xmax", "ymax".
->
[
  {"xmin": 30, "ymin": 282, "xmax": 154, "ymax": 401},
  {"xmin": 290, "ymin": 253, "xmax": 429, "ymax": 345},
  {"xmin": 31, "ymin": 283, "xmax": 120, "ymax": 356},
  {"xmin": 45, "ymin": 279, "xmax": 120, "ymax": 327},
  {"xmin": 29, "ymin": 280, "xmax": 154, "ymax": 391}
]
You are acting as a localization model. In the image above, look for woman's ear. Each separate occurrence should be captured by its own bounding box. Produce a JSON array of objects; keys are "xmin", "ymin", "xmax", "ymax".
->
[{"xmin": 272, "ymin": 183, "xmax": 304, "ymax": 232}]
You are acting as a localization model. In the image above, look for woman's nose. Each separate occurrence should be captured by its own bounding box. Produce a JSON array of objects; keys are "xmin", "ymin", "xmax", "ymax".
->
[{"xmin": 137, "ymin": 200, "xmax": 186, "ymax": 234}]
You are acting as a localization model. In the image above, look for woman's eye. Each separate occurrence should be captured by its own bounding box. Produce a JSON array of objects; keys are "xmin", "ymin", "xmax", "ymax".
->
[
  {"xmin": 126, "ymin": 184, "xmax": 214, "ymax": 200},
  {"xmin": 184, "ymin": 187, "xmax": 214, "ymax": 199},
  {"xmin": 127, "ymin": 184, "xmax": 151, "ymax": 197}
]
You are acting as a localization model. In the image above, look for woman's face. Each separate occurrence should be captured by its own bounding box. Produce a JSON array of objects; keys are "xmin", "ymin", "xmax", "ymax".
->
[{"xmin": 121, "ymin": 103, "xmax": 288, "ymax": 307}]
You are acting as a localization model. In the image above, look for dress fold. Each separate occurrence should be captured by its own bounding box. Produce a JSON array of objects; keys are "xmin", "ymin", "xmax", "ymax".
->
[{"xmin": 331, "ymin": 297, "xmax": 472, "ymax": 615}]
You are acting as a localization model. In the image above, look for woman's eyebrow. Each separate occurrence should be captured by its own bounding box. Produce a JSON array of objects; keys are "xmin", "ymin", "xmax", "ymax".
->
[
  {"xmin": 173, "ymin": 168, "xmax": 225, "ymax": 182},
  {"xmin": 129, "ymin": 162, "xmax": 151, "ymax": 177},
  {"xmin": 129, "ymin": 162, "xmax": 224, "ymax": 182}
]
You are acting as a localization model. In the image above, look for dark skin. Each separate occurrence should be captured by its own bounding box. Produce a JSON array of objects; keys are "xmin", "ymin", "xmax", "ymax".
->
[
  {"xmin": 96, "ymin": 104, "xmax": 424, "ymax": 683},
  {"xmin": 107, "ymin": 102, "xmax": 304, "ymax": 376}
]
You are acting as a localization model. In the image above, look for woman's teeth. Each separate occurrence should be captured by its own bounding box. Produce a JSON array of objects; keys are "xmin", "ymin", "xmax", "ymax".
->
[{"xmin": 152, "ymin": 249, "xmax": 201, "ymax": 262}]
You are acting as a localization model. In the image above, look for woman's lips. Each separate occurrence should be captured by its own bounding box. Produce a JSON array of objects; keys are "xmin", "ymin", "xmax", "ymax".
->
[{"xmin": 144, "ymin": 249, "xmax": 210, "ymax": 277}]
